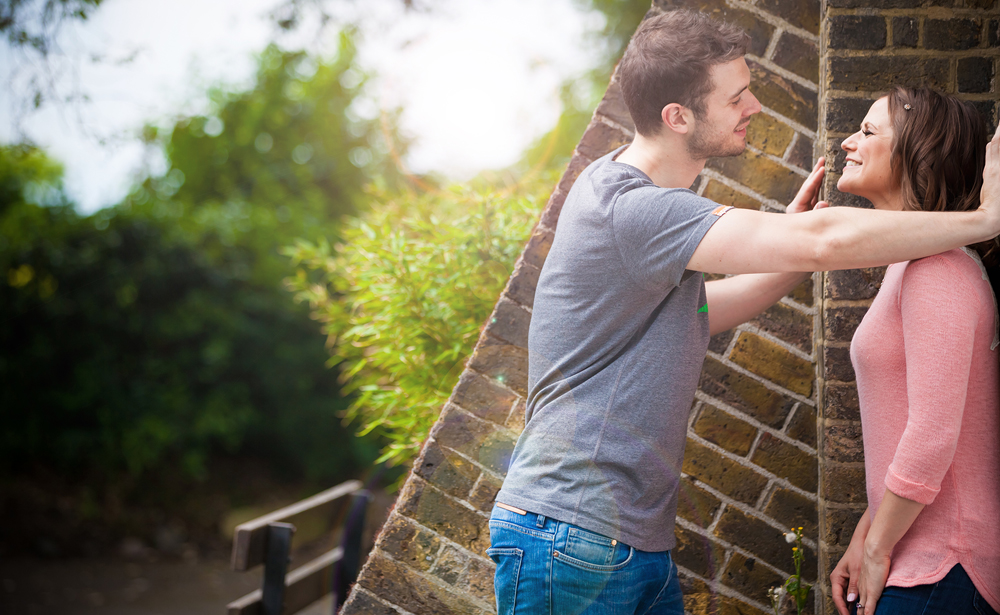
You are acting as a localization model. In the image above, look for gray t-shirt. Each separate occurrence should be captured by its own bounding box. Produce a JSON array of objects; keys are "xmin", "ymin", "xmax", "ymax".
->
[{"xmin": 496, "ymin": 146, "xmax": 726, "ymax": 552}]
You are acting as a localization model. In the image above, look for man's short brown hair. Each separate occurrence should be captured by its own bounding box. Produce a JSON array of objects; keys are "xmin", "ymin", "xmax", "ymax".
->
[{"xmin": 619, "ymin": 10, "xmax": 750, "ymax": 137}]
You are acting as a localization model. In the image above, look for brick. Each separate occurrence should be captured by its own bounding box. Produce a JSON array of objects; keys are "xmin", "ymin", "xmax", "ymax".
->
[
  {"xmin": 925, "ymin": 19, "xmax": 981, "ymax": 51},
  {"xmin": 702, "ymin": 180, "xmax": 763, "ymax": 211},
  {"xmin": 682, "ymin": 438, "xmax": 769, "ymax": 505},
  {"xmin": 358, "ymin": 553, "xmax": 490, "ymax": 615},
  {"xmin": 824, "ymin": 507, "xmax": 865, "ymax": 548},
  {"xmin": 829, "ymin": 16, "xmax": 886, "ymax": 51},
  {"xmin": 555, "ymin": 152, "xmax": 594, "ymax": 203},
  {"xmin": 786, "ymin": 404, "xmax": 817, "ymax": 448},
  {"xmin": 340, "ymin": 587, "xmax": 402, "ymax": 615},
  {"xmin": 772, "ymin": 33, "xmax": 819, "ymax": 83},
  {"xmin": 825, "ymin": 267, "xmax": 884, "ymax": 301},
  {"xmin": 757, "ymin": 0, "xmax": 819, "ymax": 35},
  {"xmin": 595, "ymin": 79, "xmax": 634, "ymax": 132},
  {"xmin": 972, "ymin": 100, "xmax": 998, "ymax": 134},
  {"xmin": 451, "ymin": 370, "xmax": 518, "ymax": 425},
  {"xmin": 958, "ymin": 57, "xmax": 994, "ymax": 94},
  {"xmin": 824, "ymin": 423, "xmax": 865, "ymax": 463},
  {"xmin": 483, "ymin": 297, "xmax": 531, "ymax": 349},
  {"xmin": 787, "ymin": 134, "xmax": 814, "ymax": 171},
  {"xmin": 506, "ymin": 259, "xmax": 540, "ymax": 309},
  {"xmin": 465, "ymin": 557, "xmax": 495, "ymax": 603},
  {"xmin": 397, "ymin": 477, "xmax": 488, "ymax": 552},
  {"xmin": 967, "ymin": 0, "xmax": 998, "ymax": 9},
  {"xmin": 823, "ymin": 346, "xmax": 855, "ymax": 383},
  {"xmin": 505, "ymin": 398, "xmax": 525, "ymax": 432},
  {"xmin": 827, "ymin": 185, "xmax": 873, "ymax": 209},
  {"xmin": 747, "ymin": 112, "xmax": 796, "ymax": 157},
  {"xmin": 748, "ymin": 60, "xmax": 819, "ymax": 132},
  {"xmin": 677, "ymin": 475, "xmax": 724, "ymax": 528},
  {"xmin": 823, "ymin": 382, "xmax": 860, "ymax": 421},
  {"xmin": 790, "ymin": 276, "xmax": 814, "ymax": 307},
  {"xmin": 990, "ymin": 19, "xmax": 999, "ymax": 48},
  {"xmin": 539, "ymin": 189, "xmax": 567, "ymax": 231},
  {"xmin": 699, "ymin": 357, "xmax": 797, "ymax": 428},
  {"xmin": 432, "ymin": 545, "xmax": 469, "ymax": 585},
  {"xmin": 714, "ymin": 507, "xmax": 818, "ymax": 579},
  {"xmin": 674, "ymin": 524, "xmax": 727, "ymax": 579},
  {"xmin": 729, "ymin": 332, "xmax": 814, "ymax": 397},
  {"xmin": 722, "ymin": 551, "xmax": 785, "ymax": 598},
  {"xmin": 751, "ymin": 302, "xmax": 813, "ymax": 353},
  {"xmin": 764, "ymin": 488, "xmax": 818, "ymax": 536},
  {"xmin": 822, "ymin": 464, "xmax": 867, "ymax": 504},
  {"xmin": 829, "ymin": 57, "xmax": 949, "ymax": 92},
  {"xmin": 377, "ymin": 514, "xmax": 442, "ymax": 572},
  {"xmin": 751, "ymin": 433, "xmax": 818, "ymax": 491},
  {"xmin": 826, "ymin": 99, "xmax": 871, "ymax": 134},
  {"xmin": 824, "ymin": 306, "xmax": 868, "ymax": 344},
  {"xmin": 709, "ymin": 330, "xmax": 736, "ymax": 354},
  {"xmin": 415, "ymin": 442, "xmax": 481, "ymax": 498},
  {"xmin": 706, "ymin": 149, "xmax": 806, "ymax": 204},
  {"xmin": 468, "ymin": 473, "xmax": 503, "ymax": 512},
  {"xmin": 892, "ymin": 17, "xmax": 919, "ymax": 48},
  {"xmin": 431, "ymin": 406, "xmax": 517, "ymax": 474},
  {"xmin": 693, "ymin": 403, "xmax": 758, "ymax": 456},
  {"xmin": 467, "ymin": 336, "xmax": 529, "ymax": 396},
  {"xmin": 521, "ymin": 225, "xmax": 553, "ymax": 270},
  {"xmin": 577, "ymin": 119, "xmax": 631, "ymax": 160}
]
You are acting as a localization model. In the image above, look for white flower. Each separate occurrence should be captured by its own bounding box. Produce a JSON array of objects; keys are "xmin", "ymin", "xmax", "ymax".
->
[
  {"xmin": 776, "ymin": 586, "xmax": 787, "ymax": 598},
  {"xmin": 784, "ymin": 531, "xmax": 797, "ymax": 544}
]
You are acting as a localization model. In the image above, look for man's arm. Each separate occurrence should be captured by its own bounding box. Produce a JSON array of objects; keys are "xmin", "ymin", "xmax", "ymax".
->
[
  {"xmin": 689, "ymin": 123, "xmax": 1000, "ymax": 275},
  {"xmin": 704, "ymin": 272, "xmax": 808, "ymax": 336}
]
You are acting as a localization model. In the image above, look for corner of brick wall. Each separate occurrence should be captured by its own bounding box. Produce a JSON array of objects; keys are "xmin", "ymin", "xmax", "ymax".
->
[{"xmin": 818, "ymin": 2, "xmax": 999, "ymax": 613}]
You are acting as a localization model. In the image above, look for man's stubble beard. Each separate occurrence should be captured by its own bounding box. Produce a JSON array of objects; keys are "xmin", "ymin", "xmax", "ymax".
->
[{"xmin": 686, "ymin": 117, "xmax": 746, "ymax": 160}]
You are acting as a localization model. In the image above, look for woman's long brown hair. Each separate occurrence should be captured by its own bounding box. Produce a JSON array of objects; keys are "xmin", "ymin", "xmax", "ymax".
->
[{"xmin": 887, "ymin": 86, "xmax": 1000, "ymax": 272}]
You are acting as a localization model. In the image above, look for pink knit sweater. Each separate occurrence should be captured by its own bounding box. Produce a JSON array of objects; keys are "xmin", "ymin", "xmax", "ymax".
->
[{"xmin": 851, "ymin": 249, "xmax": 1000, "ymax": 610}]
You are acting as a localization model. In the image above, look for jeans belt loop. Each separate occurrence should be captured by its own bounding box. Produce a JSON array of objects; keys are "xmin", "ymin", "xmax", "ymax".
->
[{"xmin": 536, "ymin": 513, "xmax": 546, "ymax": 528}]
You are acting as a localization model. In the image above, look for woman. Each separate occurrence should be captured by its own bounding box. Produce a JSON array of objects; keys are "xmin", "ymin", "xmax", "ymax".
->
[{"xmin": 830, "ymin": 86, "xmax": 1000, "ymax": 615}]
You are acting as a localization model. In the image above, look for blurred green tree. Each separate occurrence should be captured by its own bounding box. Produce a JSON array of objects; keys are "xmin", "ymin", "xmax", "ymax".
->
[{"xmin": 0, "ymin": 144, "xmax": 375, "ymax": 483}]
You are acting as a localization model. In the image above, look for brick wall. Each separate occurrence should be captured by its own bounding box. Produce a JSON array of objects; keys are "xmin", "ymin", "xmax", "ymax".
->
[
  {"xmin": 818, "ymin": 2, "xmax": 999, "ymax": 613},
  {"xmin": 339, "ymin": 1, "xmax": 999, "ymax": 614}
]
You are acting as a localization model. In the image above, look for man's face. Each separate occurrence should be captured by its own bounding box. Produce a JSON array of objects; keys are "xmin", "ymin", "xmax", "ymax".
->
[{"xmin": 686, "ymin": 57, "xmax": 761, "ymax": 160}]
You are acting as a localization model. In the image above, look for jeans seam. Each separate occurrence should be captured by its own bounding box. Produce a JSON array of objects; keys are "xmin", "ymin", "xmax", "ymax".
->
[
  {"xmin": 489, "ymin": 520, "xmax": 555, "ymax": 541},
  {"xmin": 641, "ymin": 553, "xmax": 676, "ymax": 615}
]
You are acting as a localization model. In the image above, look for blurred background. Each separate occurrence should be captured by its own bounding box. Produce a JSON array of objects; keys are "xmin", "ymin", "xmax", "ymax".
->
[{"xmin": 0, "ymin": 0, "xmax": 648, "ymax": 612}]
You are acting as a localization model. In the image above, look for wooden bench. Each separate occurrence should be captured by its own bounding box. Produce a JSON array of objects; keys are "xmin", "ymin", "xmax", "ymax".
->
[{"xmin": 226, "ymin": 480, "xmax": 370, "ymax": 615}]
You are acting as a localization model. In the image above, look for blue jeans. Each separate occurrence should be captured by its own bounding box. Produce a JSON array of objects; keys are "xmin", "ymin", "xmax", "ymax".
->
[
  {"xmin": 487, "ymin": 504, "xmax": 684, "ymax": 615},
  {"xmin": 850, "ymin": 564, "xmax": 997, "ymax": 615}
]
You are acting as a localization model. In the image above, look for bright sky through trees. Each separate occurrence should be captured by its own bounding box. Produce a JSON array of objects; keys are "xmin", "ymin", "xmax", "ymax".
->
[{"xmin": 0, "ymin": 0, "xmax": 607, "ymax": 212}]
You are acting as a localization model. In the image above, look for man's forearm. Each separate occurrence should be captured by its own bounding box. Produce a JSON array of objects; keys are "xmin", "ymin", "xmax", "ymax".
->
[{"xmin": 705, "ymin": 272, "xmax": 811, "ymax": 336}]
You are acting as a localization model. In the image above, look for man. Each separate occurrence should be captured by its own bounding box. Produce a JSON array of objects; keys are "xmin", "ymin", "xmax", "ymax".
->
[{"xmin": 488, "ymin": 9, "xmax": 1000, "ymax": 615}]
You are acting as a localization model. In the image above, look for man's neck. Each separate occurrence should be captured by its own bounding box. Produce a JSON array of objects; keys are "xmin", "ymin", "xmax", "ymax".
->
[{"xmin": 614, "ymin": 132, "xmax": 705, "ymax": 190}]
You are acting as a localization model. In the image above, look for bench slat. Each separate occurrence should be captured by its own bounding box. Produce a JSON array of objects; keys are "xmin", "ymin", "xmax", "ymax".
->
[
  {"xmin": 231, "ymin": 480, "xmax": 361, "ymax": 571},
  {"xmin": 226, "ymin": 547, "xmax": 344, "ymax": 615}
]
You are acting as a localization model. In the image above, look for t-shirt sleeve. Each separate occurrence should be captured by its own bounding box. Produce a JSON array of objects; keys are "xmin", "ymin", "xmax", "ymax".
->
[
  {"xmin": 888, "ymin": 256, "xmax": 980, "ymax": 505},
  {"xmin": 611, "ymin": 187, "xmax": 724, "ymax": 291}
]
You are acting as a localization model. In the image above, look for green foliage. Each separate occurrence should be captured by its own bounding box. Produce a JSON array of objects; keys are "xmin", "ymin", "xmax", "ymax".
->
[
  {"xmin": 769, "ymin": 527, "xmax": 813, "ymax": 615},
  {"xmin": 284, "ymin": 179, "xmax": 547, "ymax": 465},
  {"xmin": 127, "ymin": 32, "xmax": 405, "ymax": 284}
]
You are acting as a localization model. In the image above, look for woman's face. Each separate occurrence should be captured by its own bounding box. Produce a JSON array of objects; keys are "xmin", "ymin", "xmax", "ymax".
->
[{"xmin": 837, "ymin": 97, "xmax": 902, "ymax": 210}]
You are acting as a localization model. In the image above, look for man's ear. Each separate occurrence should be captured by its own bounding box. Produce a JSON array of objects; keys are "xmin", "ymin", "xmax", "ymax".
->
[{"xmin": 661, "ymin": 103, "xmax": 693, "ymax": 135}]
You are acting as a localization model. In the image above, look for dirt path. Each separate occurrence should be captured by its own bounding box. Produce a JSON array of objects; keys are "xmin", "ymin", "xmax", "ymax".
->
[{"xmin": 0, "ymin": 555, "xmax": 336, "ymax": 615}]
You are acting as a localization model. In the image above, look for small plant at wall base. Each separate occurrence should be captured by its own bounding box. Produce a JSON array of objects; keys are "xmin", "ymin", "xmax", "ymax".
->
[{"xmin": 768, "ymin": 526, "xmax": 811, "ymax": 615}]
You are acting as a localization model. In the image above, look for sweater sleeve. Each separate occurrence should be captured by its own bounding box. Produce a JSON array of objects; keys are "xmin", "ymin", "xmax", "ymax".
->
[{"xmin": 889, "ymin": 256, "xmax": 980, "ymax": 505}]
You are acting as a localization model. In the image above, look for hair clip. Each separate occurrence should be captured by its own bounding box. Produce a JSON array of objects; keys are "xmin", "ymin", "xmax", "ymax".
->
[{"xmin": 903, "ymin": 103, "xmax": 912, "ymax": 111}]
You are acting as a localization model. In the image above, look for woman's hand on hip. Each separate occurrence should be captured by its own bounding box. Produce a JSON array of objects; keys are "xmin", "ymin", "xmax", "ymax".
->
[{"xmin": 831, "ymin": 514, "xmax": 868, "ymax": 615}]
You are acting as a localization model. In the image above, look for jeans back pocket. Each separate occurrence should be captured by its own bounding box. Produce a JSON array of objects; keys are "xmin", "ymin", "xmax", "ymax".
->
[{"xmin": 486, "ymin": 547, "xmax": 523, "ymax": 615}]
